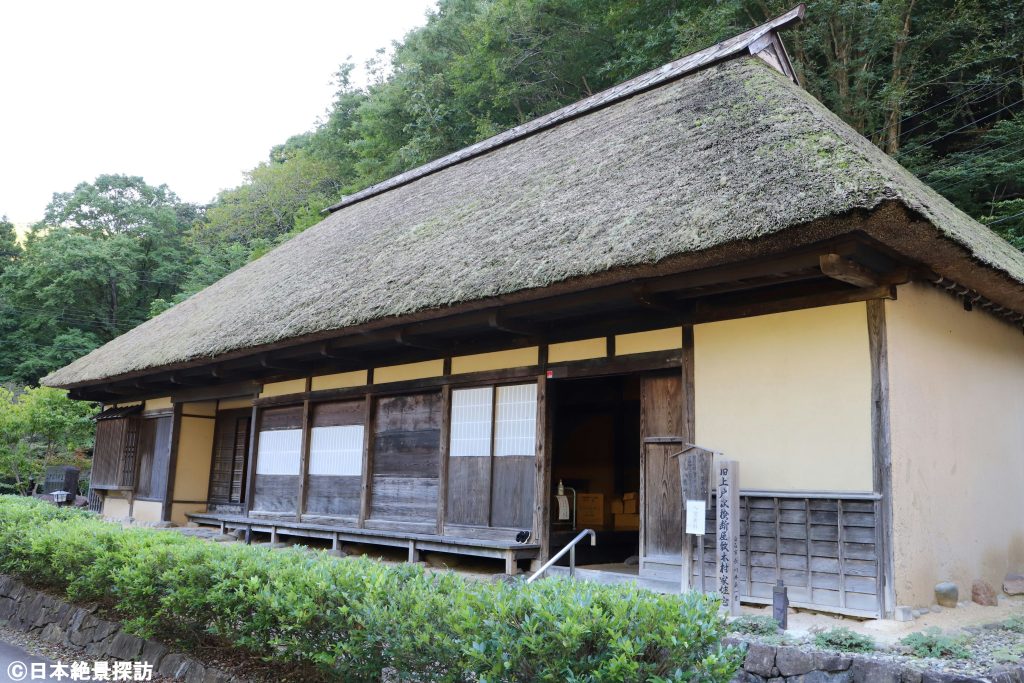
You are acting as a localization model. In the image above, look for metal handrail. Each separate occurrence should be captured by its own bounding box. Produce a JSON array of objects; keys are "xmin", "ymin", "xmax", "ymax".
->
[{"xmin": 525, "ymin": 528, "xmax": 596, "ymax": 583}]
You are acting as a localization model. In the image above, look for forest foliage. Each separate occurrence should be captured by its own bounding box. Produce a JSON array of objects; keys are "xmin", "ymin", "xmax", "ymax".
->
[{"xmin": 1, "ymin": 0, "xmax": 1022, "ymax": 389}]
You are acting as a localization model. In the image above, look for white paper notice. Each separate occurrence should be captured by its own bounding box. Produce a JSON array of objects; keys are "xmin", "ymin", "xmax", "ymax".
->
[{"xmin": 685, "ymin": 499, "xmax": 706, "ymax": 535}]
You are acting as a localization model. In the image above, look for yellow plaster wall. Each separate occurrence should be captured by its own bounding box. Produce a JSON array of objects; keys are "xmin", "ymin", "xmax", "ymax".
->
[
  {"xmin": 170, "ymin": 502, "xmax": 207, "ymax": 526},
  {"xmin": 548, "ymin": 338, "xmax": 607, "ymax": 363},
  {"xmin": 172, "ymin": 415, "xmax": 215, "ymax": 503},
  {"xmin": 886, "ymin": 283, "xmax": 1024, "ymax": 606},
  {"xmin": 102, "ymin": 494, "xmax": 131, "ymax": 520},
  {"xmin": 131, "ymin": 500, "xmax": 163, "ymax": 523},
  {"xmin": 312, "ymin": 370, "xmax": 368, "ymax": 391},
  {"xmin": 616, "ymin": 327, "xmax": 682, "ymax": 355},
  {"xmin": 180, "ymin": 400, "xmax": 217, "ymax": 417},
  {"xmin": 144, "ymin": 397, "xmax": 172, "ymax": 412},
  {"xmin": 451, "ymin": 347, "xmax": 538, "ymax": 374},
  {"xmin": 374, "ymin": 359, "xmax": 444, "ymax": 384},
  {"xmin": 259, "ymin": 379, "xmax": 307, "ymax": 398},
  {"xmin": 694, "ymin": 303, "xmax": 873, "ymax": 492}
]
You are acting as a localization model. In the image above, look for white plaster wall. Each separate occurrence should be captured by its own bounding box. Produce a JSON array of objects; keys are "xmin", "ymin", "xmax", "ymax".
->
[{"xmin": 887, "ymin": 283, "xmax": 1024, "ymax": 606}]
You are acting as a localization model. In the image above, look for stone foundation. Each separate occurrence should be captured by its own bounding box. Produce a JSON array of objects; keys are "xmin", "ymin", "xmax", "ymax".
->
[
  {"xmin": 0, "ymin": 574, "xmax": 239, "ymax": 683},
  {"xmin": 726, "ymin": 638, "xmax": 1024, "ymax": 683}
]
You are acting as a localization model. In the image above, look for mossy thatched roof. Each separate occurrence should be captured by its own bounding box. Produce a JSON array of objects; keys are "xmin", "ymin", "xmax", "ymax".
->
[{"xmin": 44, "ymin": 44, "xmax": 1024, "ymax": 389}]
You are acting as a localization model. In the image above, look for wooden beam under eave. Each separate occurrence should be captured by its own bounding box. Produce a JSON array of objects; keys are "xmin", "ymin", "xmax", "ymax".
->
[{"xmin": 819, "ymin": 254, "xmax": 892, "ymax": 288}]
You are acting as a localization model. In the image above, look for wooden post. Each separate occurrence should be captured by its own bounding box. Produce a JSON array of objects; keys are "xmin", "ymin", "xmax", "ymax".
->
[
  {"xmin": 296, "ymin": 397, "xmax": 312, "ymax": 522},
  {"xmin": 243, "ymin": 404, "xmax": 261, "ymax": 515},
  {"xmin": 867, "ymin": 299, "xmax": 896, "ymax": 618},
  {"xmin": 161, "ymin": 402, "xmax": 184, "ymax": 523},
  {"xmin": 677, "ymin": 445, "xmax": 712, "ymax": 593},
  {"xmin": 358, "ymin": 395, "xmax": 374, "ymax": 527},
  {"xmin": 436, "ymin": 385, "xmax": 452, "ymax": 534},
  {"xmin": 679, "ymin": 326, "xmax": 696, "ymax": 590},
  {"xmin": 532, "ymin": 373, "xmax": 552, "ymax": 565},
  {"xmin": 716, "ymin": 459, "xmax": 741, "ymax": 616}
]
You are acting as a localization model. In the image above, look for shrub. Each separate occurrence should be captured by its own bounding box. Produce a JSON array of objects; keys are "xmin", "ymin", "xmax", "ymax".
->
[
  {"xmin": 729, "ymin": 615, "xmax": 781, "ymax": 636},
  {"xmin": 900, "ymin": 628, "xmax": 972, "ymax": 659},
  {"xmin": 813, "ymin": 627, "xmax": 875, "ymax": 653},
  {"xmin": 1002, "ymin": 615, "xmax": 1024, "ymax": 634},
  {"xmin": 0, "ymin": 496, "xmax": 743, "ymax": 682}
]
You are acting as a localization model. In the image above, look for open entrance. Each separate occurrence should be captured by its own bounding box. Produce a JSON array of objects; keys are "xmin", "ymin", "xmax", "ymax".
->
[{"xmin": 549, "ymin": 374, "xmax": 642, "ymax": 574}]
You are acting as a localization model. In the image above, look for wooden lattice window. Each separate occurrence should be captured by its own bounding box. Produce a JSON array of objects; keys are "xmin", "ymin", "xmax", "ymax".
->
[{"xmin": 90, "ymin": 407, "xmax": 143, "ymax": 490}]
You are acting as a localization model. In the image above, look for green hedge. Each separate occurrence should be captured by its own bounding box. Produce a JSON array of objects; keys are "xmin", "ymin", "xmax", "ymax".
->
[{"xmin": 0, "ymin": 496, "xmax": 741, "ymax": 682}]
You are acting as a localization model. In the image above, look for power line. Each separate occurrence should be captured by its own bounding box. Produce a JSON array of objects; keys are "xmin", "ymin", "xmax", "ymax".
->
[
  {"xmin": 987, "ymin": 209, "xmax": 1024, "ymax": 226},
  {"xmin": 900, "ymin": 97, "xmax": 1024, "ymax": 157}
]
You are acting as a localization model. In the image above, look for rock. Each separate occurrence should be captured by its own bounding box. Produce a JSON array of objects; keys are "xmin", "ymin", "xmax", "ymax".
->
[
  {"xmin": 1003, "ymin": 572, "xmax": 1024, "ymax": 595},
  {"xmin": 211, "ymin": 534, "xmax": 237, "ymax": 543},
  {"xmin": 920, "ymin": 673, "xmax": 981, "ymax": 683},
  {"xmin": 934, "ymin": 582, "xmax": 958, "ymax": 608},
  {"xmin": 788, "ymin": 672, "xmax": 854, "ymax": 683},
  {"xmin": 326, "ymin": 547, "xmax": 348, "ymax": 558},
  {"xmin": 92, "ymin": 618, "xmax": 120, "ymax": 643},
  {"xmin": 106, "ymin": 631, "xmax": 144, "ymax": 660},
  {"xmin": 768, "ymin": 678, "xmax": 784, "ymax": 683},
  {"xmin": 972, "ymin": 579, "xmax": 998, "ymax": 606},
  {"xmin": 141, "ymin": 639, "xmax": 168, "ymax": 669},
  {"xmin": 183, "ymin": 660, "xmax": 208, "ymax": 683},
  {"xmin": 776, "ymin": 647, "xmax": 815, "ymax": 676},
  {"xmin": 812, "ymin": 651, "xmax": 852, "ymax": 672},
  {"xmin": 900, "ymin": 669, "xmax": 923, "ymax": 683},
  {"xmin": 743, "ymin": 643, "xmax": 776, "ymax": 677},
  {"xmin": 930, "ymin": 605, "xmax": 942, "ymax": 613},
  {"xmin": 850, "ymin": 658, "xmax": 902, "ymax": 683},
  {"xmin": 623, "ymin": 555, "xmax": 639, "ymax": 566},
  {"xmin": 39, "ymin": 623, "xmax": 64, "ymax": 643},
  {"xmin": 893, "ymin": 606, "xmax": 914, "ymax": 622},
  {"xmin": 159, "ymin": 653, "xmax": 199, "ymax": 679}
]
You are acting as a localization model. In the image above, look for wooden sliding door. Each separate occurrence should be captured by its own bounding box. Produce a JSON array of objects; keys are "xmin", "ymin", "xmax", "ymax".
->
[
  {"xmin": 639, "ymin": 373, "xmax": 684, "ymax": 579},
  {"xmin": 368, "ymin": 392, "xmax": 443, "ymax": 527},
  {"xmin": 251, "ymin": 405, "xmax": 303, "ymax": 515},
  {"xmin": 305, "ymin": 400, "xmax": 365, "ymax": 519}
]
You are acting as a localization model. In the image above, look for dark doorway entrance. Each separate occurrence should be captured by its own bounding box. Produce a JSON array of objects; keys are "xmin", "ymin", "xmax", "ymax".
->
[{"xmin": 548, "ymin": 375, "xmax": 641, "ymax": 567}]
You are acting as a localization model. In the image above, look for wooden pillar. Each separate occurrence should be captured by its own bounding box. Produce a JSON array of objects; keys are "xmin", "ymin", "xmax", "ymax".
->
[
  {"xmin": 867, "ymin": 298, "xmax": 896, "ymax": 618},
  {"xmin": 679, "ymin": 325, "xmax": 696, "ymax": 591},
  {"xmin": 532, "ymin": 373, "xmax": 552, "ymax": 564},
  {"xmin": 243, "ymin": 404, "xmax": 262, "ymax": 515},
  {"xmin": 296, "ymin": 396, "xmax": 312, "ymax": 522},
  {"xmin": 358, "ymin": 394, "xmax": 374, "ymax": 527},
  {"xmin": 161, "ymin": 402, "xmax": 184, "ymax": 523},
  {"xmin": 436, "ymin": 385, "xmax": 452, "ymax": 534}
]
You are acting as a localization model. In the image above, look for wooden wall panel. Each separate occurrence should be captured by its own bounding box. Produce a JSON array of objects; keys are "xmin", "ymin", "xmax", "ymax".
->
[
  {"xmin": 305, "ymin": 475, "xmax": 361, "ymax": 517},
  {"xmin": 209, "ymin": 410, "xmax": 250, "ymax": 505},
  {"xmin": 490, "ymin": 456, "xmax": 534, "ymax": 529},
  {"xmin": 446, "ymin": 457, "xmax": 490, "ymax": 526},
  {"xmin": 640, "ymin": 373, "xmax": 683, "ymax": 562},
  {"xmin": 313, "ymin": 401, "xmax": 364, "ymax": 427},
  {"xmin": 370, "ymin": 392, "xmax": 441, "ymax": 522},
  {"xmin": 252, "ymin": 474, "xmax": 298, "ymax": 513},
  {"xmin": 689, "ymin": 495, "xmax": 882, "ymax": 617},
  {"xmin": 261, "ymin": 406, "xmax": 303, "ymax": 431}
]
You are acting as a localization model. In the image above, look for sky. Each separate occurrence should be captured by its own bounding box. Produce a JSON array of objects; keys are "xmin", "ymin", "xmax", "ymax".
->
[{"xmin": 0, "ymin": 0, "xmax": 437, "ymax": 226}]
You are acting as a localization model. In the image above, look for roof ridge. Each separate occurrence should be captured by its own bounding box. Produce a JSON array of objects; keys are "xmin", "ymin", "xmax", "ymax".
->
[{"xmin": 325, "ymin": 5, "xmax": 806, "ymax": 214}]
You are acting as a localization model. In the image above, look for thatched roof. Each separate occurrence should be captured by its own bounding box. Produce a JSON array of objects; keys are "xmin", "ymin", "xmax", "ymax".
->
[{"xmin": 44, "ymin": 15, "xmax": 1024, "ymax": 390}]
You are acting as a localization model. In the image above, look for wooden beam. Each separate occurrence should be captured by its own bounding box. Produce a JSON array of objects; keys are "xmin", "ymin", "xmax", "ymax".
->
[
  {"xmin": 488, "ymin": 311, "xmax": 541, "ymax": 337},
  {"xmin": 691, "ymin": 284, "xmax": 895, "ymax": 323},
  {"xmin": 394, "ymin": 329, "xmax": 447, "ymax": 352},
  {"xmin": 819, "ymin": 254, "xmax": 888, "ymax": 288}
]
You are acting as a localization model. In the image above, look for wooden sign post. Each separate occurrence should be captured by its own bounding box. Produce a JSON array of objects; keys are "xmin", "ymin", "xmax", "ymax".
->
[
  {"xmin": 716, "ymin": 459, "xmax": 741, "ymax": 615},
  {"xmin": 673, "ymin": 446, "xmax": 713, "ymax": 594}
]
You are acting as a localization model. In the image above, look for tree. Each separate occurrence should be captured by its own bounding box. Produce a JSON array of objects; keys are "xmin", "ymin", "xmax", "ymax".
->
[{"xmin": 0, "ymin": 386, "xmax": 97, "ymax": 495}]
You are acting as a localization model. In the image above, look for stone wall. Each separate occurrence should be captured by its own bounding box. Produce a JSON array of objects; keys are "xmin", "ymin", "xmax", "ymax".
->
[
  {"xmin": 0, "ymin": 574, "xmax": 239, "ymax": 683},
  {"xmin": 726, "ymin": 638, "xmax": 1024, "ymax": 683}
]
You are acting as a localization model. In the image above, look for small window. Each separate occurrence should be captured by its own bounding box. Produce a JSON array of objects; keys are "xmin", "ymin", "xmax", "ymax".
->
[
  {"xmin": 494, "ymin": 384, "xmax": 537, "ymax": 456},
  {"xmin": 309, "ymin": 425, "xmax": 364, "ymax": 476},
  {"xmin": 256, "ymin": 429, "xmax": 302, "ymax": 475},
  {"xmin": 448, "ymin": 383, "xmax": 536, "ymax": 458},
  {"xmin": 449, "ymin": 386, "xmax": 493, "ymax": 457}
]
